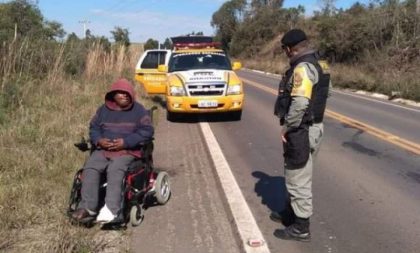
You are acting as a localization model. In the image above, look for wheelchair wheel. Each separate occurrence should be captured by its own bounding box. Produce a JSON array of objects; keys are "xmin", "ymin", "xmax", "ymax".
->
[
  {"xmin": 154, "ymin": 171, "xmax": 171, "ymax": 204},
  {"xmin": 68, "ymin": 170, "xmax": 83, "ymax": 215},
  {"xmin": 130, "ymin": 204, "xmax": 144, "ymax": 227}
]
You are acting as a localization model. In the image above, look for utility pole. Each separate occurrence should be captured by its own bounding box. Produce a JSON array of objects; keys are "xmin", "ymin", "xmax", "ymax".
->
[{"xmin": 79, "ymin": 19, "xmax": 91, "ymax": 38}]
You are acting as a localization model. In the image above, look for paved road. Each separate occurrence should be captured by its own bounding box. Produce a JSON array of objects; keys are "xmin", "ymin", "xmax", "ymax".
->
[
  {"xmin": 131, "ymin": 70, "xmax": 420, "ymax": 253},
  {"xmin": 206, "ymin": 70, "xmax": 420, "ymax": 252},
  {"xmin": 238, "ymin": 70, "xmax": 420, "ymax": 144}
]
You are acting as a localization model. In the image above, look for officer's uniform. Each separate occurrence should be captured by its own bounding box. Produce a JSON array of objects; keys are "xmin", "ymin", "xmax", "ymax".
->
[
  {"xmin": 279, "ymin": 50, "xmax": 318, "ymax": 219},
  {"xmin": 274, "ymin": 49, "xmax": 330, "ymax": 225},
  {"xmin": 309, "ymin": 60, "xmax": 331, "ymax": 158}
]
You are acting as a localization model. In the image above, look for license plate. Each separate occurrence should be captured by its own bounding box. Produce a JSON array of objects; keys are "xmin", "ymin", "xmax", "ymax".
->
[{"xmin": 198, "ymin": 100, "xmax": 218, "ymax": 108}]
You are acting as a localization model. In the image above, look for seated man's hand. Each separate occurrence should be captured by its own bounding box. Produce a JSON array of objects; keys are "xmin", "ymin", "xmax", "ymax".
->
[
  {"xmin": 97, "ymin": 138, "xmax": 113, "ymax": 150},
  {"xmin": 108, "ymin": 138, "xmax": 124, "ymax": 151}
]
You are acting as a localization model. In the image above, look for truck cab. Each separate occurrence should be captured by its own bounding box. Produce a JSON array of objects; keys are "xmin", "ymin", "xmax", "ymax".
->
[
  {"xmin": 135, "ymin": 49, "xmax": 171, "ymax": 94},
  {"xmin": 162, "ymin": 36, "xmax": 244, "ymax": 121}
]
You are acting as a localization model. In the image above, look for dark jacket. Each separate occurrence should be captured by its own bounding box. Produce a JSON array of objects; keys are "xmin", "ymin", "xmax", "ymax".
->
[{"xmin": 89, "ymin": 79, "xmax": 154, "ymax": 158}]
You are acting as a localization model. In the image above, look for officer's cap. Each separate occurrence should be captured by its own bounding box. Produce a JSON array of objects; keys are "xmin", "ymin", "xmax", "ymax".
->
[{"xmin": 281, "ymin": 29, "xmax": 307, "ymax": 48}]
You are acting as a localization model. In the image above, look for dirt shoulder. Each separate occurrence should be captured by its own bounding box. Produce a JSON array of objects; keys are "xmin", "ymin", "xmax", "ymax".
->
[{"xmin": 129, "ymin": 110, "xmax": 241, "ymax": 253}]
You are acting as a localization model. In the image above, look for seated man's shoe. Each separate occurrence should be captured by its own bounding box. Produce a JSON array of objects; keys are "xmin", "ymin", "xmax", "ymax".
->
[
  {"xmin": 96, "ymin": 204, "xmax": 117, "ymax": 224},
  {"xmin": 72, "ymin": 208, "xmax": 96, "ymax": 222},
  {"xmin": 274, "ymin": 218, "xmax": 311, "ymax": 242}
]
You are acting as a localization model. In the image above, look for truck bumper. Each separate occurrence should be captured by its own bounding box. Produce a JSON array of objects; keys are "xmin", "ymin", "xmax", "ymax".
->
[{"xmin": 166, "ymin": 94, "xmax": 244, "ymax": 113}]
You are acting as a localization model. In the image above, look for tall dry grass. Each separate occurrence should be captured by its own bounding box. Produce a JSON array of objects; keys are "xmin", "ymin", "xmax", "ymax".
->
[
  {"xmin": 0, "ymin": 40, "xmax": 144, "ymax": 252},
  {"xmin": 242, "ymin": 55, "xmax": 288, "ymax": 75}
]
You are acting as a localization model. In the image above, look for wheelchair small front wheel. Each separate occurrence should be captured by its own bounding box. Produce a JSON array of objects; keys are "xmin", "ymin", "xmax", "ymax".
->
[
  {"xmin": 155, "ymin": 171, "xmax": 171, "ymax": 204},
  {"xmin": 129, "ymin": 204, "xmax": 144, "ymax": 227}
]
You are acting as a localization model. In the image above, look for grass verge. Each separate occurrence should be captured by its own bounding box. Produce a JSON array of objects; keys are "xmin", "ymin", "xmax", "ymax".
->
[{"xmin": 0, "ymin": 40, "xmax": 147, "ymax": 252}]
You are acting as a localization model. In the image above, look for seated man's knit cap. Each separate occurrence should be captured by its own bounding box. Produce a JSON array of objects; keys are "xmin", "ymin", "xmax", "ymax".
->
[{"xmin": 281, "ymin": 29, "xmax": 307, "ymax": 47}]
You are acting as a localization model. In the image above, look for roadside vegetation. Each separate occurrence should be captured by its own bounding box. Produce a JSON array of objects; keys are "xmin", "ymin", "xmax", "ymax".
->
[
  {"xmin": 0, "ymin": 1, "xmax": 143, "ymax": 252},
  {"xmin": 211, "ymin": 0, "xmax": 420, "ymax": 101}
]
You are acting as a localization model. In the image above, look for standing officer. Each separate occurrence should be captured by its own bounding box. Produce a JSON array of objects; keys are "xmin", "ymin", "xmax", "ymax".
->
[{"xmin": 271, "ymin": 29, "xmax": 330, "ymax": 242}]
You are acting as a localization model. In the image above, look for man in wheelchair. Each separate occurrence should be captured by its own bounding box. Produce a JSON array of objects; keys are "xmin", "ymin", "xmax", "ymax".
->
[{"xmin": 71, "ymin": 78, "xmax": 154, "ymax": 224}]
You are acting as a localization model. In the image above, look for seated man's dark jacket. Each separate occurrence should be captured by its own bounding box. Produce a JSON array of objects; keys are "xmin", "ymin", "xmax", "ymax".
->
[{"xmin": 89, "ymin": 80, "xmax": 154, "ymax": 158}]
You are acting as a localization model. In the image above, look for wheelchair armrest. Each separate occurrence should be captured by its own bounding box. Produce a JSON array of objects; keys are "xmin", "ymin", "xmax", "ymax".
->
[
  {"xmin": 138, "ymin": 139, "xmax": 154, "ymax": 152},
  {"xmin": 74, "ymin": 137, "xmax": 94, "ymax": 152},
  {"xmin": 74, "ymin": 142, "xmax": 90, "ymax": 152}
]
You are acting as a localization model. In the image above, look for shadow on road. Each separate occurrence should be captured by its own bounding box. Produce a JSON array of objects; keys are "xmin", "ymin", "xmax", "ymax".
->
[
  {"xmin": 168, "ymin": 112, "xmax": 241, "ymax": 123},
  {"xmin": 252, "ymin": 171, "xmax": 286, "ymax": 213}
]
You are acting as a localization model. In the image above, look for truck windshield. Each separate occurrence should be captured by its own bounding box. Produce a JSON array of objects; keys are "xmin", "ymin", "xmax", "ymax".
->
[{"xmin": 168, "ymin": 52, "xmax": 231, "ymax": 72}]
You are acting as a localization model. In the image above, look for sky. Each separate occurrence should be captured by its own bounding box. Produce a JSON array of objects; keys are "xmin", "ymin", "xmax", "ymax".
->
[{"xmin": 29, "ymin": 0, "xmax": 370, "ymax": 43}]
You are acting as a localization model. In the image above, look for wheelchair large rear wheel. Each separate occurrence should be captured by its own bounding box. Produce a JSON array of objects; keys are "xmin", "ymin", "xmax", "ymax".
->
[{"xmin": 155, "ymin": 171, "xmax": 171, "ymax": 204}]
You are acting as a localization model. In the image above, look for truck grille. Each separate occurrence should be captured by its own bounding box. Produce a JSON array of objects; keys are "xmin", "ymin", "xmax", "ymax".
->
[{"xmin": 186, "ymin": 83, "xmax": 226, "ymax": 96}]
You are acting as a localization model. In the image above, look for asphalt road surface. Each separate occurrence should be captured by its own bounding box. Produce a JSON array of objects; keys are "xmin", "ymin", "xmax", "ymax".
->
[{"xmin": 131, "ymin": 69, "xmax": 420, "ymax": 253}]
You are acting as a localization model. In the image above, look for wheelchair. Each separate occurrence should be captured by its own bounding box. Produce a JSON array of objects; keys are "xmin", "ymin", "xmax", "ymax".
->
[{"xmin": 67, "ymin": 106, "xmax": 171, "ymax": 228}]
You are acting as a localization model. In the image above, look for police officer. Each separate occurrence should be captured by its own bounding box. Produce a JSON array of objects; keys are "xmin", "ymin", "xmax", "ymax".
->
[{"xmin": 271, "ymin": 29, "xmax": 330, "ymax": 242}]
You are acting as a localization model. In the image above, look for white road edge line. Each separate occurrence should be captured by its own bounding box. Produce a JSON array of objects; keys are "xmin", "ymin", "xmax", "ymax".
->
[{"xmin": 199, "ymin": 122, "xmax": 271, "ymax": 253}]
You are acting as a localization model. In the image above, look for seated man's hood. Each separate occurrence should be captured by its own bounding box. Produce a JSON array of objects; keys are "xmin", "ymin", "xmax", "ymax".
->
[{"xmin": 105, "ymin": 79, "xmax": 135, "ymax": 111}]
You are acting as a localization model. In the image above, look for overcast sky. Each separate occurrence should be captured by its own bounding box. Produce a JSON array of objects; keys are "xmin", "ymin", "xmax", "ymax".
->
[{"xmin": 31, "ymin": 0, "xmax": 370, "ymax": 42}]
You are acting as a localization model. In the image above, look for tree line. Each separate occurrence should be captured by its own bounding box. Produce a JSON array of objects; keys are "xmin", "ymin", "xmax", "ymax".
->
[
  {"xmin": 211, "ymin": 0, "xmax": 420, "ymax": 100},
  {"xmin": 212, "ymin": 0, "xmax": 419, "ymax": 62},
  {"xmin": 0, "ymin": 0, "xmax": 133, "ymax": 76}
]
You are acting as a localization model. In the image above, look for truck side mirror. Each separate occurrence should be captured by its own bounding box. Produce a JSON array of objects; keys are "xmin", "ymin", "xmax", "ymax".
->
[
  {"xmin": 232, "ymin": 61, "xmax": 242, "ymax": 71},
  {"xmin": 158, "ymin": 64, "xmax": 168, "ymax": 72}
]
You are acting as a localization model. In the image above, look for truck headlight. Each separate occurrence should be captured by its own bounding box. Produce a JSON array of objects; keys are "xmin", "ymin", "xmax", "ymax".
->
[
  {"xmin": 227, "ymin": 84, "xmax": 241, "ymax": 95},
  {"xmin": 170, "ymin": 86, "xmax": 185, "ymax": 96}
]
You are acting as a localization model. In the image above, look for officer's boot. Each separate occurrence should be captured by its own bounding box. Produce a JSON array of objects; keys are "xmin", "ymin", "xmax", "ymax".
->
[
  {"xmin": 269, "ymin": 201, "xmax": 296, "ymax": 226},
  {"xmin": 274, "ymin": 217, "xmax": 311, "ymax": 242}
]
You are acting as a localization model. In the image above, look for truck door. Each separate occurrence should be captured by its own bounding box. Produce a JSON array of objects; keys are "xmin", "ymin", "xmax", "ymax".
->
[{"xmin": 135, "ymin": 50, "xmax": 169, "ymax": 95}]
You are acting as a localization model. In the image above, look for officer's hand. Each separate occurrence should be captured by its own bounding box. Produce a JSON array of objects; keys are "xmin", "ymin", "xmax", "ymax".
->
[
  {"xmin": 281, "ymin": 128, "xmax": 287, "ymax": 143},
  {"xmin": 108, "ymin": 138, "xmax": 124, "ymax": 151},
  {"xmin": 98, "ymin": 138, "xmax": 113, "ymax": 149}
]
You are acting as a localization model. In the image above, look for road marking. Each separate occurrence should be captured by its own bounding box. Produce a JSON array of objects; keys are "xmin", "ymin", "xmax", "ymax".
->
[
  {"xmin": 200, "ymin": 122, "xmax": 271, "ymax": 253},
  {"xmin": 241, "ymin": 77, "xmax": 420, "ymax": 155}
]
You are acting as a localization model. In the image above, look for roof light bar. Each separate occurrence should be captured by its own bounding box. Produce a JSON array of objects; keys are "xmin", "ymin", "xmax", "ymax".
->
[{"xmin": 173, "ymin": 42, "xmax": 222, "ymax": 50}]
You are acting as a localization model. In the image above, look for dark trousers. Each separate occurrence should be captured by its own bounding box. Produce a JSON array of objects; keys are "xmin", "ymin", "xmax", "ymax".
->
[{"xmin": 79, "ymin": 150, "xmax": 135, "ymax": 215}]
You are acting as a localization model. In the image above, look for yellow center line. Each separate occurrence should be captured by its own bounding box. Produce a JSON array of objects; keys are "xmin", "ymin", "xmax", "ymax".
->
[{"xmin": 241, "ymin": 77, "xmax": 420, "ymax": 155}]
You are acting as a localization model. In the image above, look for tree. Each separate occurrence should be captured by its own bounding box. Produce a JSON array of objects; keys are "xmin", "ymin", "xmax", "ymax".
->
[
  {"xmin": 110, "ymin": 26, "xmax": 130, "ymax": 47},
  {"xmin": 251, "ymin": 0, "xmax": 284, "ymax": 10},
  {"xmin": 186, "ymin": 31, "xmax": 204, "ymax": 35},
  {"xmin": 85, "ymin": 29, "xmax": 92, "ymax": 39},
  {"xmin": 162, "ymin": 38, "xmax": 172, "ymax": 49},
  {"xmin": 318, "ymin": 0, "xmax": 337, "ymax": 16},
  {"xmin": 66, "ymin": 32, "xmax": 79, "ymax": 43},
  {"xmin": 43, "ymin": 20, "xmax": 65, "ymax": 40},
  {"xmin": 0, "ymin": 0, "xmax": 64, "ymax": 42},
  {"xmin": 143, "ymin": 38, "xmax": 159, "ymax": 50},
  {"xmin": 211, "ymin": 0, "xmax": 247, "ymax": 50}
]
